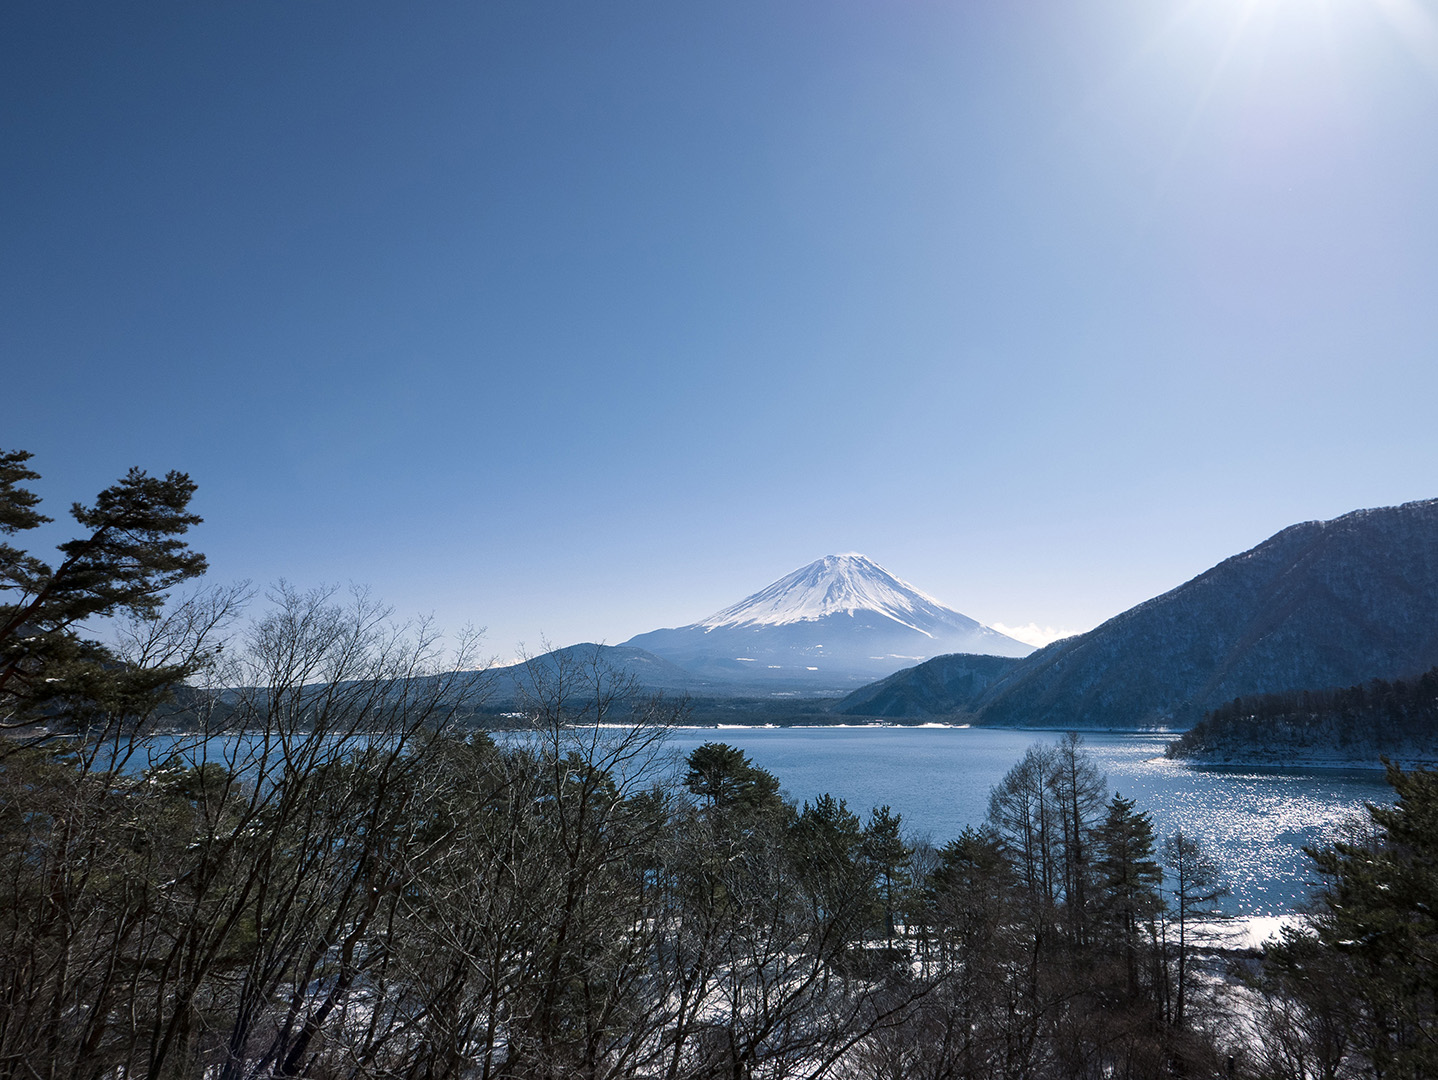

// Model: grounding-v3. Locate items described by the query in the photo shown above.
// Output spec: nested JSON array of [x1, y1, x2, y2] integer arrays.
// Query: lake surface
[[131, 724, 1396, 918], [657, 726, 1394, 917]]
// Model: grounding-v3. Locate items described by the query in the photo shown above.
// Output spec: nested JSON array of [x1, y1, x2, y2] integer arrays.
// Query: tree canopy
[[0, 448, 209, 741]]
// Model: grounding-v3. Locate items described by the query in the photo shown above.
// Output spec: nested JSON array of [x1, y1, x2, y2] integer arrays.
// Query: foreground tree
[[1250, 925, 1358, 1080], [684, 740, 782, 816], [1162, 829, 1228, 1030], [0, 581, 486, 1080], [1049, 730, 1108, 948], [1256, 764, 1438, 1080], [0, 448, 210, 742], [864, 805, 909, 948], [1094, 793, 1162, 1001]]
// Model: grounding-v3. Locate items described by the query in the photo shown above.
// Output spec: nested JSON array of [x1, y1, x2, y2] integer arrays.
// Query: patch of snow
[[1200, 915, 1307, 951], [694, 554, 968, 635]]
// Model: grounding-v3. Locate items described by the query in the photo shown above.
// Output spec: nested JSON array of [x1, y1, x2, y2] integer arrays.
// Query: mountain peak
[[622, 554, 1033, 690], [696, 554, 966, 635]]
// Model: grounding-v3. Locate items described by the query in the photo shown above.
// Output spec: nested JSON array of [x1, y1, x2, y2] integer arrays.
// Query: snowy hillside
[[698, 554, 980, 634], [624, 555, 1032, 691]]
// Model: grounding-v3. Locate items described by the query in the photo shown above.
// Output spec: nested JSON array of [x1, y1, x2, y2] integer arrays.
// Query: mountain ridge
[[859, 498, 1438, 727]]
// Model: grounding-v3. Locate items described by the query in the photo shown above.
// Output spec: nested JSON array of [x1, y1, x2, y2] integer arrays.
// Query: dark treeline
[[5, 450, 1437, 1077], [1169, 668, 1438, 760]]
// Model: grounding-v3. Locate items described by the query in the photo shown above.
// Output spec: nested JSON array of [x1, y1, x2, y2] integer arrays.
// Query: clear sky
[[5, 0, 1437, 660]]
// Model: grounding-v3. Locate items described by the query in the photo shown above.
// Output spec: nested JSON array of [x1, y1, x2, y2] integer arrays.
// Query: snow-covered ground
[[1205, 914, 1307, 951]]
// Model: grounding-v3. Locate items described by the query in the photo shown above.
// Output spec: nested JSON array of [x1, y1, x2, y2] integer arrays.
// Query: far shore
[[1173, 751, 1432, 772]]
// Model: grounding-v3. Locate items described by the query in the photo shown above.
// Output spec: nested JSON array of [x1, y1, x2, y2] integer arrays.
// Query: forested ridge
[[5, 449, 1438, 1079], [1168, 668, 1438, 762], [866, 499, 1438, 729]]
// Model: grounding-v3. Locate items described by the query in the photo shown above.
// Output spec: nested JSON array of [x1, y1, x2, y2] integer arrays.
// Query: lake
[[656, 725, 1395, 918], [129, 723, 1396, 918]]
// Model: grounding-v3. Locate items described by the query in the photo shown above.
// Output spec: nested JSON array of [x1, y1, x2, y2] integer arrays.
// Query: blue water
[[127, 724, 1395, 917], [657, 726, 1395, 917]]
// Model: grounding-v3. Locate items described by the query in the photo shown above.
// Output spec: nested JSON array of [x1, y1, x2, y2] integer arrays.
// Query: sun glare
[[1193, 0, 1438, 71], [1371, 0, 1438, 73], [1107, 0, 1438, 225]]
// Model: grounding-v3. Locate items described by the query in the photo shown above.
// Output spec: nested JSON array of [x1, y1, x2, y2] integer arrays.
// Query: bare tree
[[1161, 829, 1228, 1030]]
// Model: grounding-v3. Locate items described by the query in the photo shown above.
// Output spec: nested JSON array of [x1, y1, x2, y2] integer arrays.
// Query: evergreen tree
[[683, 740, 781, 816], [0, 449, 208, 740], [792, 793, 878, 952], [1300, 763, 1438, 1078], [1094, 793, 1162, 999], [925, 825, 1012, 966], [862, 805, 909, 946]]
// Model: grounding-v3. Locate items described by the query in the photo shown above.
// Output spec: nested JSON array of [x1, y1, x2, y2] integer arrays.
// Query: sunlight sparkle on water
[[664, 728, 1393, 917]]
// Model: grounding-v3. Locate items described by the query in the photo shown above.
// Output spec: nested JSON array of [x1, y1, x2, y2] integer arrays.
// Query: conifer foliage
[[1170, 668, 1438, 761], [0, 448, 208, 740], [1255, 763, 1438, 1079]]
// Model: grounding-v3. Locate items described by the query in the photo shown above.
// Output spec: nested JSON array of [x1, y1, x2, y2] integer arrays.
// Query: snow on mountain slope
[[698, 554, 969, 635], [624, 555, 1032, 690]]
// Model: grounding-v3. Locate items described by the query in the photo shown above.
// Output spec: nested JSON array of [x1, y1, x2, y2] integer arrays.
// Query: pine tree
[[0, 448, 208, 741], [792, 793, 878, 951], [1094, 793, 1162, 1000], [862, 805, 909, 946], [1302, 763, 1438, 1077], [926, 825, 1012, 964], [683, 741, 783, 816]]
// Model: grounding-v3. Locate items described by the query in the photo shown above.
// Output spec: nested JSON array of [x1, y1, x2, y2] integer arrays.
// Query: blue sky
[[5, 0, 1437, 659]]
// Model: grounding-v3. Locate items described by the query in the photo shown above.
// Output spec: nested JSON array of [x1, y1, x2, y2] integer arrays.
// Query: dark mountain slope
[[969, 499, 1438, 728], [833, 653, 1022, 719], [482, 643, 712, 704]]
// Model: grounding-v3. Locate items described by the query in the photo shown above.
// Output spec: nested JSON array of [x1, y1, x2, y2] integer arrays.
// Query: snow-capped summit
[[624, 555, 1032, 691], [699, 554, 975, 635]]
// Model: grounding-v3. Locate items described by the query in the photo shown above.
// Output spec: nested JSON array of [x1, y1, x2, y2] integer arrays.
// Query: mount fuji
[[623, 554, 1032, 690]]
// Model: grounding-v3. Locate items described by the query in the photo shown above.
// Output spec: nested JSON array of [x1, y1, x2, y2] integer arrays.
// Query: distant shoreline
[[1176, 751, 1432, 772]]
